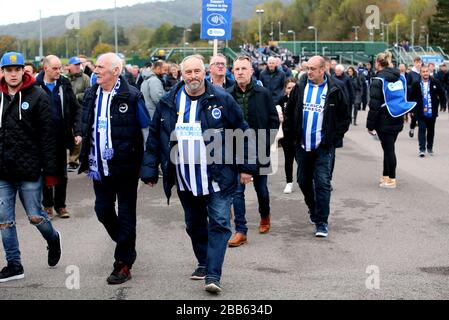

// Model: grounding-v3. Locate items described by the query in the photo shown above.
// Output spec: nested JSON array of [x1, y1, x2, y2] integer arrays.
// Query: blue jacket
[[140, 81, 258, 203]]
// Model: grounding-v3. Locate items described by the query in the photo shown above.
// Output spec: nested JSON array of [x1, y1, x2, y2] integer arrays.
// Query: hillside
[[0, 0, 292, 39]]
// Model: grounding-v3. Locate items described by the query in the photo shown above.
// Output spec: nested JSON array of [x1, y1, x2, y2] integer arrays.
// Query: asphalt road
[[1, 111, 449, 300]]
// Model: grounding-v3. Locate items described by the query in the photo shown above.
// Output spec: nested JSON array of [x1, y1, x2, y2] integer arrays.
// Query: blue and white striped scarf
[[88, 79, 121, 181]]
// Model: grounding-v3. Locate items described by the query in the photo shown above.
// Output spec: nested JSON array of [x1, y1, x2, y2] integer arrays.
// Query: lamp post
[[288, 30, 296, 55], [256, 9, 264, 49], [385, 23, 389, 45], [270, 22, 274, 42], [301, 46, 307, 59], [352, 26, 359, 41], [39, 10, 43, 59], [308, 26, 317, 55], [75, 34, 79, 56], [278, 21, 282, 42], [183, 28, 191, 57], [114, 0, 118, 53], [411, 19, 416, 48], [396, 21, 399, 45]]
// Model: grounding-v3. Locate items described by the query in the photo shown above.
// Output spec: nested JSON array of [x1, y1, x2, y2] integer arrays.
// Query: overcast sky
[[0, 0, 171, 26]]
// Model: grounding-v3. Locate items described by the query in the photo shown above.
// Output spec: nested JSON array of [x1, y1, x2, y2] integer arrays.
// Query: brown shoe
[[44, 207, 54, 219], [57, 208, 70, 219], [228, 233, 247, 247], [259, 215, 271, 234]]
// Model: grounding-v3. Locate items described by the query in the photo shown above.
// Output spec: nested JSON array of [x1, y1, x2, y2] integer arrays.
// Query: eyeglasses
[[211, 62, 226, 67]]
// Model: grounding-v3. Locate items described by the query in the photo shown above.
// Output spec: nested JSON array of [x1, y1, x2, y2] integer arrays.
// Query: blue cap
[[68, 56, 81, 65], [1, 52, 25, 68]]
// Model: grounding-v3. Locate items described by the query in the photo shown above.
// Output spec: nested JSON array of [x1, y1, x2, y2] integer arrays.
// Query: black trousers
[[42, 145, 68, 210], [279, 136, 295, 183], [93, 175, 138, 267], [377, 131, 399, 179]]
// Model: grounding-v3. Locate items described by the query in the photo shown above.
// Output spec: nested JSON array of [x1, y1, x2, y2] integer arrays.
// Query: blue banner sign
[[201, 0, 232, 41]]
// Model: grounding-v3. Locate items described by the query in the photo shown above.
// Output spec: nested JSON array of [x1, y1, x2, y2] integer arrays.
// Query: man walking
[[36, 55, 82, 219], [0, 52, 61, 282], [66, 56, 91, 171], [140, 55, 256, 293], [285, 56, 350, 237], [227, 55, 279, 246], [409, 64, 446, 157], [78, 52, 150, 285]]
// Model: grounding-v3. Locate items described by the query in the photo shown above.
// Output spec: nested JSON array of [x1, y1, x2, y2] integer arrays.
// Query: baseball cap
[[1, 52, 25, 69], [68, 56, 82, 65]]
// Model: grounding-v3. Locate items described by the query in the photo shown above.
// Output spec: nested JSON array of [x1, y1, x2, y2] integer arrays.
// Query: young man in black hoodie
[[0, 52, 61, 282]]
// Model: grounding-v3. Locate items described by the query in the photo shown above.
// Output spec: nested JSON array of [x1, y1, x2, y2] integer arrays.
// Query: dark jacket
[[227, 82, 279, 169], [79, 76, 148, 178], [410, 78, 446, 120], [36, 72, 82, 149], [140, 81, 258, 202], [284, 74, 351, 148], [260, 68, 286, 105], [367, 67, 404, 133], [333, 72, 354, 106], [406, 69, 421, 99], [206, 75, 236, 90], [349, 73, 363, 105], [0, 72, 57, 180]]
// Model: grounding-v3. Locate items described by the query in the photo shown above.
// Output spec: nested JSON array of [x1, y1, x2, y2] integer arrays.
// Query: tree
[[93, 43, 113, 57], [0, 35, 17, 54], [429, 0, 449, 51]]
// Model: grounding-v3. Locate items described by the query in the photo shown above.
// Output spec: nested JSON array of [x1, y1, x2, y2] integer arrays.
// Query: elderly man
[[36, 55, 82, 219], [140, 55, 257, 294], [206, 54, 235, 89], [0, 52, 61, 282], [260, 56, 285, 105], [285, 56, 350, 237], [78, 52, 150, 285]]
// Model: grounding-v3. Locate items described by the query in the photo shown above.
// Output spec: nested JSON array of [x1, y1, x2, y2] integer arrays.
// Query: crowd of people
[[0, 45, 446, 294]]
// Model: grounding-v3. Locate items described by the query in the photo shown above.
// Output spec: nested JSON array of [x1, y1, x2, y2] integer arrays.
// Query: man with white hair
[[78, 52, 150, 285], [260, 56, 286, 105]]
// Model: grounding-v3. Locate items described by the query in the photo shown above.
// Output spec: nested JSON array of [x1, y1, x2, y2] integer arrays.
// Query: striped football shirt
[[302, 77, 328, 151], [175, 86, 220, 196]]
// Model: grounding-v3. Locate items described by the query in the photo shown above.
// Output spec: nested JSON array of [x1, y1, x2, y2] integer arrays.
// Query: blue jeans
[[232, 174, 270, 235], [0, 178, 58, 265], [296, 145, 334, 224], [93, 175, 138, 267], [177, 190, 232, 284]]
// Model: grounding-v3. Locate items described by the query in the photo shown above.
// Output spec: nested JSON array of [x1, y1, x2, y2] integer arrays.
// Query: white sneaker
[[283, 183, 293, 194]]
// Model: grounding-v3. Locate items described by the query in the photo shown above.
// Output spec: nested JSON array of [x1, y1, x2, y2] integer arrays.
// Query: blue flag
[[375, 74, 416, 118]]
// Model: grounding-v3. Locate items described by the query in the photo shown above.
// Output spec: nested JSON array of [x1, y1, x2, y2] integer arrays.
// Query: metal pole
[[76, 34, 79, 56], [256, 10, 264, 49], [270, 22, 273, 42], [278, 21, 282, 42], [293, 33, 296, 55], [395, 22, 399, 45], [114, 0, 118, 54], [39, 10, 43, 58], [315, 29, 317, 55], [386, 24, 389, 45], [65, 37, 68, 59], [213, 39, 218, 56], [411, 19, 416, 48], [426, 33, 429, 51]]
